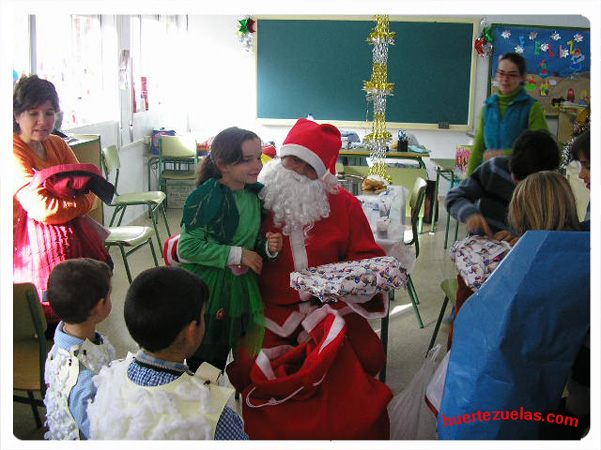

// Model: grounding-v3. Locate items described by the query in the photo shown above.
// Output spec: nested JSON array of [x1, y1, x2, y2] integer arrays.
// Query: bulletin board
[[490, 24, 590, 115], [257, 18, 476, 128]]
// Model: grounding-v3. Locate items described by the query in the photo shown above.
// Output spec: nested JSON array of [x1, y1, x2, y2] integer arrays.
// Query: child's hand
[[266, 232, 283, 254], [493, 230, 519, 246], [465, 213, 493, 239], [241, 249, 263, 274]]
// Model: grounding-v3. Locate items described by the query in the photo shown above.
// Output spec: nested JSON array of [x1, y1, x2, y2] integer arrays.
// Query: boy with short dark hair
[[446, 129, 561, 238], [44, 258, 115, 440], [87, 266, 248, 440]]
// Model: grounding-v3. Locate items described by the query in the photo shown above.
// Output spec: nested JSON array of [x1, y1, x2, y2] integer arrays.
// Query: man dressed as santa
[[255, 118, 388, 376]]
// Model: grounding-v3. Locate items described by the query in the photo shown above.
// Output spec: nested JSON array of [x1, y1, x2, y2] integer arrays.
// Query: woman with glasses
[[466, 53, 549, 175]]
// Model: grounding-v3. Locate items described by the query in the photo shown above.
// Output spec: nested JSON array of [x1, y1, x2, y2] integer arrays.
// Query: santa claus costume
[[229, 119, 392, 439]]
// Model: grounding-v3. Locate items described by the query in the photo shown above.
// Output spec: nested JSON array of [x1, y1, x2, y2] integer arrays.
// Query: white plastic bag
[[425, 350, 451, 416], [388, 344, 442, 440]]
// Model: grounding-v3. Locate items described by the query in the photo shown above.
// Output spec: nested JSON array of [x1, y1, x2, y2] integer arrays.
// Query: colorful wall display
[[490, 24, 590, 114]]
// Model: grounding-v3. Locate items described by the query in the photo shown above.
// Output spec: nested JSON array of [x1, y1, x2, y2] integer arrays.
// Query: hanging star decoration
[[529, 31, 538, 40], [574, 33, 583, 43], [514, 45, 524, 54], [501, 30, 511, 39], [551, 31, 561, 41], [237, 16, 256, 53], [540, 43, 549, 52], [560, 48, 569, 58]]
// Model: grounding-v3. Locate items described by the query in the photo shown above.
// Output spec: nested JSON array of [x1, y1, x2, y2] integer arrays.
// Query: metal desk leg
[[379, 289, 393, 383], [431, 168, 441, 233]]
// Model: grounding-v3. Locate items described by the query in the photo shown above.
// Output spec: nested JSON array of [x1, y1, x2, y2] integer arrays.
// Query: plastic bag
[[388, 344, 441, 440], [425, 350, 450, 416]]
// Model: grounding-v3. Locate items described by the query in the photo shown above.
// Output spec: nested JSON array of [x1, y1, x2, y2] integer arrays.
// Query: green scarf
[[181, 178, 263, 243]]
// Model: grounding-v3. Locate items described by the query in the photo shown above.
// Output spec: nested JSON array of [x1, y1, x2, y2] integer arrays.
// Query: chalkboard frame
[[256, 17, 478, 131]]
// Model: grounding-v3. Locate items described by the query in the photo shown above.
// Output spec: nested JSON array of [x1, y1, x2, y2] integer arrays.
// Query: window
[[12, 15, 31, 82], [34, 14, 118, 128], [130, 15, 188, 114]]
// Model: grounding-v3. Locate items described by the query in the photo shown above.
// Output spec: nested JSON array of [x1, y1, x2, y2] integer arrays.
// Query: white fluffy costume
[[87, 353, 233, 439], [44, 324, 115, 440]]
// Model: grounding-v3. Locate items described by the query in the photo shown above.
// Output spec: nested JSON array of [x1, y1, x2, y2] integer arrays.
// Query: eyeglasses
[[496, 70, 522, 79]]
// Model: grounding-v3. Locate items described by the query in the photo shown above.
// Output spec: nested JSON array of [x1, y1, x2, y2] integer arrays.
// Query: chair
[[378, 176, 427, 381], [426, 277, 458, 355], [158, 135, 199, 208], [102, 145, 171, 250], [105, 226, 159, 283], [13, 283, 48, 428], [444, 209, 461, 249], [402, 176, 428, 329]]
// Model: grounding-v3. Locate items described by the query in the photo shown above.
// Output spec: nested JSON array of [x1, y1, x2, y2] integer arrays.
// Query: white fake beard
[[259, 160, 331, 236]]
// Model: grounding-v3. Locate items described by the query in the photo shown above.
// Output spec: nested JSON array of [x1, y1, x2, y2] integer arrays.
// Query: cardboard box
[[166, 181, 195, 209]]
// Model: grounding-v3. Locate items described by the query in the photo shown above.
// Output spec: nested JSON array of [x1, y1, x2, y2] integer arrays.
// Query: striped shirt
[[445, 157, 516, 234]]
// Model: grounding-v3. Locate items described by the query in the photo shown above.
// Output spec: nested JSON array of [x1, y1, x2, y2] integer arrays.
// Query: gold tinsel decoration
[[363, 15, 395, 183]]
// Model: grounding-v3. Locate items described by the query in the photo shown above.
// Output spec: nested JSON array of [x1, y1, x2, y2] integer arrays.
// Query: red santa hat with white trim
[[279, 118, 342, 178]]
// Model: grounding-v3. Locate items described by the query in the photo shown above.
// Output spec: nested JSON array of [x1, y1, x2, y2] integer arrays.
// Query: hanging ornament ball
[[482, 42, 493, 57], [474, 37, 486, 56]]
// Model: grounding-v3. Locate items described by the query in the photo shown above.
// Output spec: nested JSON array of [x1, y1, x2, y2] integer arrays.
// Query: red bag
[[242, 305, 392, 439]]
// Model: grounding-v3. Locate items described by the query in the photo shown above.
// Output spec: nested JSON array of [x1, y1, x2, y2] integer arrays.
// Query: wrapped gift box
[[450, 235, 512, 291], [290, 256, 408, 303]]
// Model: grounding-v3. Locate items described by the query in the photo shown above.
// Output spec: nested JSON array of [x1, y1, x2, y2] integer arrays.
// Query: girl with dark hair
[[467, 52, 549, 175], [13, 75, 112, 329], [177, 127, 283, 372]]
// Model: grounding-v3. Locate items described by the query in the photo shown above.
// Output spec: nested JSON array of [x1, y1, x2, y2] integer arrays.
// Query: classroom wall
[[186, 14, 588, 193], [58, 14, 589, 226], [188, 14, 589, 159]]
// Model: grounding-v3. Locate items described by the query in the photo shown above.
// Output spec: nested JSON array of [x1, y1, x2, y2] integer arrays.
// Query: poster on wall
[[490, 24, 590, 115]]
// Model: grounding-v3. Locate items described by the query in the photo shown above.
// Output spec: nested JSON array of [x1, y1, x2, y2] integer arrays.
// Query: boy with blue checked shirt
[[44, 258, 116, 440], [87, 266, 247, 440]]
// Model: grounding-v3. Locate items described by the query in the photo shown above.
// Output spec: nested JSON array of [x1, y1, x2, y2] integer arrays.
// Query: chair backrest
[[13, 283, 48, 395], [101, 145, 121, 192], [407, 177, 428, 258], [159, 135, 198, 160]]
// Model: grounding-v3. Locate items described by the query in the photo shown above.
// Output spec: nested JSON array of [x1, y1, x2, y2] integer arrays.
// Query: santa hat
[[261, 143, 277, 159], [279, 118, 341, 178]]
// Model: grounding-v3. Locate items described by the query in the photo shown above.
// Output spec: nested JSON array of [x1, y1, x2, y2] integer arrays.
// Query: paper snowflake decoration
[[514, 45, 524, 54], [540, 43, 549, 52], [574, 33, 583, 43], [551, 32, 561, 41], [560, 48, 569, 58], [529, 32, 538, 40], [501, 30, 511, 39]]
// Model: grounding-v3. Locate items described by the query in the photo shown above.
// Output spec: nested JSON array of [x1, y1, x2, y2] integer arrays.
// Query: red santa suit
[[260, 188, 387, 376], [256, 118, 387, 379]]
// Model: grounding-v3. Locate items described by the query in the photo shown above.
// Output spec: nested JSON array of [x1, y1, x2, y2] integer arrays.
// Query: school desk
[[339, 148, 430, 169]]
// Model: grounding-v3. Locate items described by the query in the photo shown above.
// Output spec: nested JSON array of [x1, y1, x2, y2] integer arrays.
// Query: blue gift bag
[[438, 231, 590, 439]]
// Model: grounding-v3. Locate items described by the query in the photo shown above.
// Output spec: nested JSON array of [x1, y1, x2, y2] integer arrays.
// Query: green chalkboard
[[257, 19, 475, 127]]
